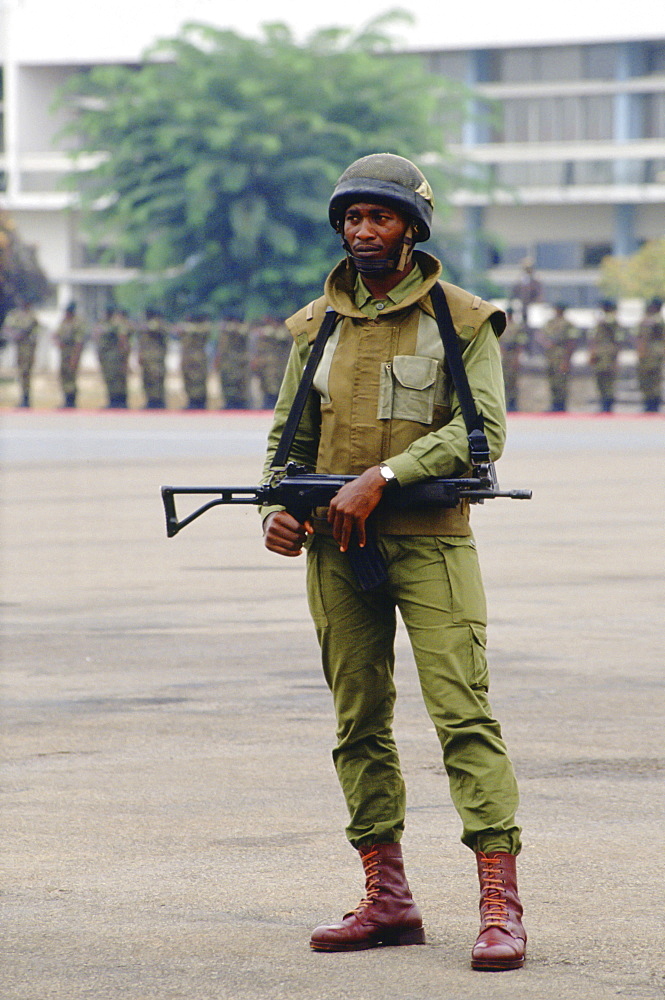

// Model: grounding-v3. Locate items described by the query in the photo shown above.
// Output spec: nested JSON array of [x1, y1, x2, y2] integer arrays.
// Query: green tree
[[599, 240, 665, 301], [0, 211, 51, 326], [58, 13, 468, 320]]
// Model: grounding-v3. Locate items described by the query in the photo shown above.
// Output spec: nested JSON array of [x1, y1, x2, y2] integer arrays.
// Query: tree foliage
[[599, 240, 665, 301], [58, 13, 467, 320], [0, 211, 51, 325]]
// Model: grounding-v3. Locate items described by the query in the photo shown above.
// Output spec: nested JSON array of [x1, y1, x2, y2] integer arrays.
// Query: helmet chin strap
[[342, 225, 415, 277]]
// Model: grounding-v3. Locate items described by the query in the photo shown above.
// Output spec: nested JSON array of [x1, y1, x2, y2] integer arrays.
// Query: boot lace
[[478, 852, 509, 928], [352, 849, 381, 913]]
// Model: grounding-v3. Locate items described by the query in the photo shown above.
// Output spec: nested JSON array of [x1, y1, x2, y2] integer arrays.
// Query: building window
[[426, 51, 468, 83], [583, 44, 618, 80], [535, 242, 581, 270], [499, 95, 614, 142], [645, 41, 665, 74], [645, 94, 665, 139], [583, 244, 613, 267]]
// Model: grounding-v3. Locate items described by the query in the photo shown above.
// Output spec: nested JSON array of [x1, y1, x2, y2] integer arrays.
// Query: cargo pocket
[[468, 623, 489, 690], [378, 355, 443, 424], [434, 537, 487, 626]]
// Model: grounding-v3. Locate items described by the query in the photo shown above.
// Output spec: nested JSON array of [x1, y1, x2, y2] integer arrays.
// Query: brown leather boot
[[310, 843, 426, 951], [471, 851, 527, 971]]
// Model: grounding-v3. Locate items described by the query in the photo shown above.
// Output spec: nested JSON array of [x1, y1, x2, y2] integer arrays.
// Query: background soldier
[[500, 306, 529, 412], [2, 298, 39, 407], [635, 298, 664, 412], [138, 308, 169, 409], [95, 305, 130, 408], [538, 303, 579, 412], [510, 256, 542, 342], [54, 301, 87, 408], [251, 318, 292, 409], [216, 319, 250, 409], [588, 300, 627, 413], [178, 313, 211, 409]]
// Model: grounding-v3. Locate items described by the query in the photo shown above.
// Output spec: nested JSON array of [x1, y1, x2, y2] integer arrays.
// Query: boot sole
[[471, 955, 525, 971], [311, 927, 426, 952]]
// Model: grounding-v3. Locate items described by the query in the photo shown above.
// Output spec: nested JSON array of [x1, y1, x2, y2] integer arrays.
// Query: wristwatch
[[379, 463, 397, 486]]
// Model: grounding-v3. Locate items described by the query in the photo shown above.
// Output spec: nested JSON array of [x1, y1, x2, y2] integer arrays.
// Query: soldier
[[262, 153, 526, 971], [178, 313, 211, 409], [95, 305, 130, 408], [588, 300, 628, 413], [538, 303, 579, 412], [500, 307, 529, 412], [2, 298, 40, 407], [216, 319, 250, 409], [635, 298, 664, 413], [54, 301, 87, 408], [137, 308, 169, 409], [251, 318, 292, 409], [510, 257, 542, 339]]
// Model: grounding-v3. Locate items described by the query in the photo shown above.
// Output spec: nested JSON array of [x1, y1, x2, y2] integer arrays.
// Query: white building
[[1, 1, 664, 315]]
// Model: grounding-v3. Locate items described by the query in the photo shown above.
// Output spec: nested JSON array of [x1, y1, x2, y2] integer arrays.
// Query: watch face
[[380, 465, 395, 482]]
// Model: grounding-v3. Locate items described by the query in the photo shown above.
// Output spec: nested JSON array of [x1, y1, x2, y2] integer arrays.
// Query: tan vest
[[285, 253, 504, 536]]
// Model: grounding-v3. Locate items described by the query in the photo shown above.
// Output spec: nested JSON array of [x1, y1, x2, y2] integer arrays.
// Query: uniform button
[[375, 302, 385, 311]]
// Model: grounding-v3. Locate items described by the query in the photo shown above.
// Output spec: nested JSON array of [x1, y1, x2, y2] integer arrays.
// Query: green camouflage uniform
[[539, 313, 578, 412], [635, 309, 664, 412], [252, 320, 292, 409], [56, 312, 87, 407], [217, 320, 250, 409], [96, 313, 130, 408], [138, 315, 169, 409], [588, 315, 627, 412], [501, 315, 529, 412], [3, 305, 39, 406], [178, 318, 211, 409]]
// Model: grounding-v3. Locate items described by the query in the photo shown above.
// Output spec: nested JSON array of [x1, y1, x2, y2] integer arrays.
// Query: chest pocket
[[378, 355, 444, 424]]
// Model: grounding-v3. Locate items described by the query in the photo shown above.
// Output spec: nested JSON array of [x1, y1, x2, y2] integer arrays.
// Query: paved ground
[[1, 410, 664, 1000]]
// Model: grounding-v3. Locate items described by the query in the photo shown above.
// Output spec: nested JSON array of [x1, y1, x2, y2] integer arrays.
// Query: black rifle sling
[[270, 307, 338, 470], [429, 281, 490, 465]]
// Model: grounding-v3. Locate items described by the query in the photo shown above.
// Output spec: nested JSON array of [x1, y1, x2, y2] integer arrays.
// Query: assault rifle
[[161, 459, 531, 591]]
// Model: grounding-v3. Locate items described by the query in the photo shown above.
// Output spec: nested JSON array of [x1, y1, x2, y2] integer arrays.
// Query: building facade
[[1, 13, 664, 313], [426, 38, 665, 306]]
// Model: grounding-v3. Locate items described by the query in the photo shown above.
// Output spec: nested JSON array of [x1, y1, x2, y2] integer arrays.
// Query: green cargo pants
[[306, 532, 521, 855]]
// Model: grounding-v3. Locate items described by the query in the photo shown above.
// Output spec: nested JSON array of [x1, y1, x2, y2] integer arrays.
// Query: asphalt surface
[[2, 410, 664, 1000]]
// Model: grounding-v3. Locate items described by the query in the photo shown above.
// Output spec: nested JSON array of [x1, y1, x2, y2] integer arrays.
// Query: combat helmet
[[329, 154, 434, 275], [329, 153, 434, 242]]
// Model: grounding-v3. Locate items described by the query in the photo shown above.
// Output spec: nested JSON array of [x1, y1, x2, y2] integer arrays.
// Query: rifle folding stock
[[161, 463, 531, 590]]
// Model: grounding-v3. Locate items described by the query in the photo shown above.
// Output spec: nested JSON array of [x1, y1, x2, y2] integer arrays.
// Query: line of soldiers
[[0, 302, 292, 410], [502, 298, 665, 413], [3, 297, 664, 413]]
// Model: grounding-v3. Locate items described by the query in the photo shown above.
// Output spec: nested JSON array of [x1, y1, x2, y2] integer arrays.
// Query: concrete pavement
[[1, 410, 664, 999]]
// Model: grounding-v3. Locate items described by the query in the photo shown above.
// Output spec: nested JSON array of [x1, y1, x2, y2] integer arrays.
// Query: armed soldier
[[261, 154, 526, 971], [138, 308, 169, 409], [95, 306, 130, 409], [501, 306, 529, 411], [538, 303, 579, 412], [588, 300, 627, 413], [216, 319, 250, 409], [251, 318, 292, 408], [178, 313, 211, 410], [54, 301, 87, 408], [635, 298, 664, 412], [2, 298, 40, 407]]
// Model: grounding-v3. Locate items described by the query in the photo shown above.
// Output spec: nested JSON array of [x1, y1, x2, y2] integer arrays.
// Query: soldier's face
[[343, 203, 409, 263]]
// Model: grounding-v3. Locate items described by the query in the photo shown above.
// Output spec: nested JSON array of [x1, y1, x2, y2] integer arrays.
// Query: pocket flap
[[391, 355, 438, 390]]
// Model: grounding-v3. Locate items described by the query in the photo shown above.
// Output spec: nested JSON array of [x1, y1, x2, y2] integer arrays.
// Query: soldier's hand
[[327, 466, 386, 552], [263, 510, 312, 557]]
